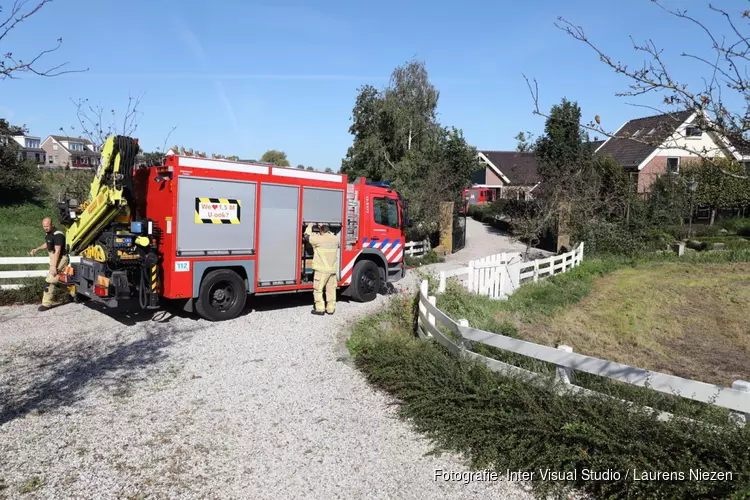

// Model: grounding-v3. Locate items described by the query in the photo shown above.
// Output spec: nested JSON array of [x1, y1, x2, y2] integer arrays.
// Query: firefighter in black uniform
[[30, 217, 71, 311]]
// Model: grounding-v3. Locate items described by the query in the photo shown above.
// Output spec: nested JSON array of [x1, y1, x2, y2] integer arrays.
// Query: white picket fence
[[404, 239, 431, 258], [417, 279, 750, 425], [438, 243, 584, 300], [0, 256, 81, 290]]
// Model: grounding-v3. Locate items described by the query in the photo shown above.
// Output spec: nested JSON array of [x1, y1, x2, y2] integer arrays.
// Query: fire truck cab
[[59, 136, 411, 321]]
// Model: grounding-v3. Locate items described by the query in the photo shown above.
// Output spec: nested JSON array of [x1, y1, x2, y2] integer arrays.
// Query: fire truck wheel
[[195, 269, 247, 321], [350, 260, 380, 303]]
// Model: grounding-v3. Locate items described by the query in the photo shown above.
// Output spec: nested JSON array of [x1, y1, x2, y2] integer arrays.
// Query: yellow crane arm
[[60, 136, 140, 255]]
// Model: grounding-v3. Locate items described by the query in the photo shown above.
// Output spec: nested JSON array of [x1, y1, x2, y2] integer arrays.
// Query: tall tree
[[534, 98, 589, 188], [514, 131, 536, 152], [341, 59, 440, 181], [341, 59, 478, 236], [1, 0, 87, 79], [261, 149, 290, 166]]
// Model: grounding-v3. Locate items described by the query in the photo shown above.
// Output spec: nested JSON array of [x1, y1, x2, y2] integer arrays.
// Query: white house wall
[[658, 114, 729, 158]]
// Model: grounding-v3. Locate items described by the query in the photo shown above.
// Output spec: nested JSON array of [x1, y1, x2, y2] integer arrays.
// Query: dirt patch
[[514, 262, 750, 386]]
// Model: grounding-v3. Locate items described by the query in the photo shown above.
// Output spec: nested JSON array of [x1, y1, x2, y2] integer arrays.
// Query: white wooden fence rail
[[417, 279, 750, 424], [438, 242, 584, 300], [404, 239, 431, 258], [0, 256, 81, 290]]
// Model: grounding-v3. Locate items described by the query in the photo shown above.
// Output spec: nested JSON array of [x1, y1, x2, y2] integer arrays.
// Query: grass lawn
[[0, 203, 53, 257], [436, 252, 750, 388], [508, 262, 750, 386]]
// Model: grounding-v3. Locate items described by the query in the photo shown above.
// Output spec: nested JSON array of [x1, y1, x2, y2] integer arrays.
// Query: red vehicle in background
[[460, 187, 496, 212]]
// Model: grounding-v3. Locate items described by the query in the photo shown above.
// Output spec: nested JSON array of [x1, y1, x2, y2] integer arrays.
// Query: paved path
[[410, 217, 552, 281], [0, 276, 531, 499]]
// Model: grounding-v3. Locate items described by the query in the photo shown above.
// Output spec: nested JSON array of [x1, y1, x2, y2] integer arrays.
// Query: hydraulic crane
[[57, 135, 161, 309]]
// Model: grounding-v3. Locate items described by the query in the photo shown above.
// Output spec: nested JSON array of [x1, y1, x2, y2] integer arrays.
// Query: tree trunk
[[710, 208, 716, 226]]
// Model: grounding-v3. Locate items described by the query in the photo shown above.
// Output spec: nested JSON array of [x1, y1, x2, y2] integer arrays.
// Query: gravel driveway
[[0, 273, 531, 499]]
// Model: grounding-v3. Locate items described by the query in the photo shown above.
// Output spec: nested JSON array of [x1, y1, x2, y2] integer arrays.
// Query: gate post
[[438, 201, 454, 253]]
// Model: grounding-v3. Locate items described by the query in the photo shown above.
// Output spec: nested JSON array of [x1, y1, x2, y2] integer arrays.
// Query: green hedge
[[348, 301, 750, 499]]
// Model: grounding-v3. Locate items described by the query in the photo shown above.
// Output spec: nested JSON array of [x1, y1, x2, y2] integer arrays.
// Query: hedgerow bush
[[348, 297, 750, 499], [718, 216, 750, 234], [575, 219, 646, 256]]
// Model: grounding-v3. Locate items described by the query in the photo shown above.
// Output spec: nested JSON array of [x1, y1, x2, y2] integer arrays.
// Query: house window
[[685, 126, 702, 137], [53, 143, 58, 151], [373, 197, 399, 229], [666, 157, 680, 173]]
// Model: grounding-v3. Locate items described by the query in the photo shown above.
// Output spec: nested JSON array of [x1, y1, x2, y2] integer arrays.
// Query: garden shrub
[[576, 219, 645, 256]]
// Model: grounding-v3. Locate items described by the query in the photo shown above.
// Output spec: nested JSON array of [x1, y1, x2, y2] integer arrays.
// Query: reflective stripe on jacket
[[308, 232, 339, 273]]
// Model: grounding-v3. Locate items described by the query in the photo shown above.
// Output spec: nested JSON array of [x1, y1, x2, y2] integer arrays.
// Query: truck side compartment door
[[257, 184, 300, 287]]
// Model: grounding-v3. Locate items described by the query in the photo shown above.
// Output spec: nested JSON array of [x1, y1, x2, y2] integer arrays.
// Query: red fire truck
[[58, 136, 410, 321], [462, 187, 495, 206]]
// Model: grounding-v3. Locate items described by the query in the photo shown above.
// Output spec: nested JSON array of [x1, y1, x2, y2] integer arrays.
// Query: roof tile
[[480, 151, 540, 184], [595, 110, 693, 168]]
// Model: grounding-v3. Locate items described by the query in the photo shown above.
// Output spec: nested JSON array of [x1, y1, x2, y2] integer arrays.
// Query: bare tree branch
[[65, 92, 146, 150], [525, 4, 750, 180], [0, 0, 88, 79]]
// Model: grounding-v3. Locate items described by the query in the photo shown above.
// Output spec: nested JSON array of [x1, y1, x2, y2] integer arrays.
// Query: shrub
[[662, 224, 721, 239], [718, 216, 750, 234], [404, 250, 445, 267], [576, 219, 645, 256]]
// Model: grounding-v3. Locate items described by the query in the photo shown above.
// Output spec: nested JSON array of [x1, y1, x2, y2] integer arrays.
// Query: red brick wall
[[485, 168, 505, 186], [637, 156, 668, 193], [637, 156, 703, 193]]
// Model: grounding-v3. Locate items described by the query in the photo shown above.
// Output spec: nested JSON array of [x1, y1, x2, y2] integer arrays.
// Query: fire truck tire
[[349, 260, 380, 303], [195, 269, 247, 321]]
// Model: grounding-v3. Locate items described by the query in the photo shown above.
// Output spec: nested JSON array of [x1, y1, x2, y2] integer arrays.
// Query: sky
[[1, 0, 740, 170]]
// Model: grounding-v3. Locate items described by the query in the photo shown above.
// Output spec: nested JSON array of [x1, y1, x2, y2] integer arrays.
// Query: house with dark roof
[[474, 151, 542, 200], [594, 110, 747, 193], [41, 135, 101, 169]]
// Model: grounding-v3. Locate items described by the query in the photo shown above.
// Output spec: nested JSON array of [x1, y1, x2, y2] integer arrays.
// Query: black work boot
[[311, 310, 325, 316], [38, 305, 50, 312]]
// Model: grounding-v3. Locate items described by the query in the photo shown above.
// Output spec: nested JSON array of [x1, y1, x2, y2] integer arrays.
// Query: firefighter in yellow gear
[[304, 223, 340, 315], [30, 217, 73, 311]]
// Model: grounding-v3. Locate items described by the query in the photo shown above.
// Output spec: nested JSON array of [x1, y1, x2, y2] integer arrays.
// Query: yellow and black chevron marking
[[151, 265, 159, 291], [194, 197, 242, 224]]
